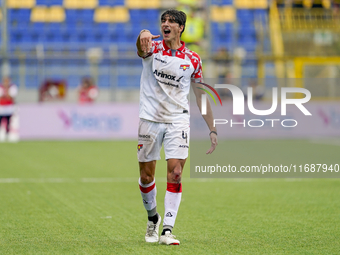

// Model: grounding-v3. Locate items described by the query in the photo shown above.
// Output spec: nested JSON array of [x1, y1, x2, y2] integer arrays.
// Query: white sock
[[163, 182, 182, 229], [139, 178, 157, 216]]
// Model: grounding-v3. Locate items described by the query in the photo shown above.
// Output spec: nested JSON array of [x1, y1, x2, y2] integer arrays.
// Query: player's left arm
[[191, 82, 218, 154]]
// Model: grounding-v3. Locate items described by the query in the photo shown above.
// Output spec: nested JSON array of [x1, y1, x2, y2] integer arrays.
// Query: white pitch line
[[0, 177, 336, 184]]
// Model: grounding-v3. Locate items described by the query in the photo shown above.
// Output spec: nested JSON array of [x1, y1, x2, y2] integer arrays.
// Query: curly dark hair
[[161, 10, 187, 36]]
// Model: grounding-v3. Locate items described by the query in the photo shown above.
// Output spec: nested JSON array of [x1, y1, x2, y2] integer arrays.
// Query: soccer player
[[0, 77, 18, 141], [136, 10, 217, 245]]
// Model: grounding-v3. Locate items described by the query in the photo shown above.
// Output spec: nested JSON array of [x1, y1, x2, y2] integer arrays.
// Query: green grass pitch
[[0, 140, 339, 254]]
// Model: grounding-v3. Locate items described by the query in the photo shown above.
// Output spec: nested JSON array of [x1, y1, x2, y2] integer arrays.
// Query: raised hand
[[138, 30, 160, 55]]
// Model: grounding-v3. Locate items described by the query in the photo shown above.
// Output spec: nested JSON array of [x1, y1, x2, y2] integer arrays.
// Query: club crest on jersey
[[180, 65, 190, 71], [137, 144, 143, 151]]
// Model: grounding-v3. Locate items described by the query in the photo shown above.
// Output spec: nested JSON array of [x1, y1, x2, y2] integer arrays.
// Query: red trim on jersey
[[139, 183, 155, 193], [167, 182, 182, 193], [162, 40, 185, 52]]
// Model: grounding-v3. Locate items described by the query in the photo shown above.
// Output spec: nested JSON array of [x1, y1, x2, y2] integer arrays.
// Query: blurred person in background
[[78, 76, 98, 104], [39, 79, 67, 102], [179, 3, 205, 56], [0, 77, 18, 141]]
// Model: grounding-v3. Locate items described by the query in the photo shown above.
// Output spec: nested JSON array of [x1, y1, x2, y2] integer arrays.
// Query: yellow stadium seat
[[223, 6, 236, 22], [111, 7, 130, 22], [126, 0, 160, 9], [235, 0, 268, 9], [31, 6, 65, 22], [64, 0, 97, 9], [234, 0, 252, 9], [49, 6, 66, 22], [211, 6, 223, 22], [31, 6, 48, 22], [211, 6, 235, 22], [8, 0, 35, 8], [94, 7, 111, 22], [94, 7, 129, 22], [253, 0, 268, 9]]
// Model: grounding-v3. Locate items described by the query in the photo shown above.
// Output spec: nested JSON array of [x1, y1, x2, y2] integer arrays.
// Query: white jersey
[[138, 40, 203, 123]]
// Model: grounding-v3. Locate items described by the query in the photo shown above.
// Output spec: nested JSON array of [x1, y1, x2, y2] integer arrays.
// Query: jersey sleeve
[[137, 41, 161, 59], [191, 53, 203, 83]]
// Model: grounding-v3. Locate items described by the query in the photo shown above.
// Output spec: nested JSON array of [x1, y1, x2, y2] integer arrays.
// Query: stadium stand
[[2, 0, 272, 91]]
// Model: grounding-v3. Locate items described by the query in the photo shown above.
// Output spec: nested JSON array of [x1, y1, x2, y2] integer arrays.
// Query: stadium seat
[[211, 6, 235, 22], [211, 22, 234, 37], [94, 7, 129, 22], [253, 0, 267, 9], [36, 0, 63, 5], [64, 0, 97, 9], [235, 0, 268, 9], [31, 6, 65, 22], [237, 35, 257, 52], [236, 9, 254, 22], [31, 7, 47, 22], [9, 8, 31, 20], [238, 23, 256, 35], [50, 6, 66, 22], [126, 0, 160, 9], [98, 0, 124, 5], [7, 0, 35, 8], [211, 0, 233, 5]]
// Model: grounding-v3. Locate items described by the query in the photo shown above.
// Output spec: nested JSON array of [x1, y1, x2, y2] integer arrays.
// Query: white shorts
[[137, 118, 190, 162]]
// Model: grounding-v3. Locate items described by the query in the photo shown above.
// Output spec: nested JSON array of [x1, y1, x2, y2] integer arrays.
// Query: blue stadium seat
[[145, 9, 159, 20], [98, 0, 109, 5], [211, 0, 233, 5], [236, 9, 254, 22], [237, 41, 257, 52], [10, 30, 23, 45], [66, 9, 94, 26], [111, 0, 125, 6], [81, 9, 94, 21], [36, 0, 62, 5], [238, 24, 256, 36], [9, 9, 31, 30], [99, 0, 125, 6], [211, 22, 233, 37]]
